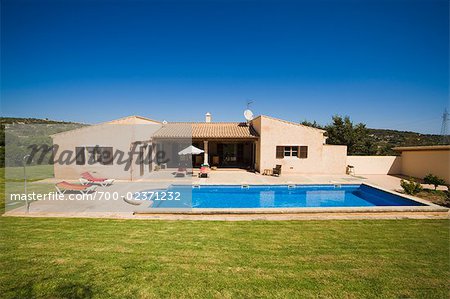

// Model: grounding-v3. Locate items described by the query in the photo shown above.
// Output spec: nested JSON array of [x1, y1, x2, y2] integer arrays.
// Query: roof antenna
[[244, 99, 254, 123]]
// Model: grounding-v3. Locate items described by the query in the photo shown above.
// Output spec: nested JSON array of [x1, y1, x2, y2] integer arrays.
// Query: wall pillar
[[203, 140, 209, 166]]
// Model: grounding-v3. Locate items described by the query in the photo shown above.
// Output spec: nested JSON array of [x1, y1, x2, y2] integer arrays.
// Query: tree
[[300, 120, 323, 129], [423, 174, 446, 190], [325, 115, 376, 155]]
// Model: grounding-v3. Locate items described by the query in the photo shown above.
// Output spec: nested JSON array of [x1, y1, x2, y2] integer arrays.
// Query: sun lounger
[[79, 172, 115, 186], [55, 181, 97, 195]]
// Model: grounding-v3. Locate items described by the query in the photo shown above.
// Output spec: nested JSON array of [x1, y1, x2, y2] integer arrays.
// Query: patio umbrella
[[178, 145, 204, 156]]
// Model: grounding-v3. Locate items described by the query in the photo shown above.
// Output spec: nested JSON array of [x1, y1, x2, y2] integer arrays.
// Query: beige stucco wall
[[322, 145, 348, 174], [400, 150, 450, 183], [346, 156, 402, 175], [52, 117, 161, 180], [252, 117, 262, 171], [252, 116, 347, 174]]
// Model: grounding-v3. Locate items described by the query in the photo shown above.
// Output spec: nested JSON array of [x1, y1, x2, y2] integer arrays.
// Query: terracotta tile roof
[[153, 122, 259, 139]]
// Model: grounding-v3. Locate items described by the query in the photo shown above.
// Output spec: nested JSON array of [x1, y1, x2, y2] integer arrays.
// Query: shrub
[[400, 178, 423, 195], [423, 174, 446, 190]]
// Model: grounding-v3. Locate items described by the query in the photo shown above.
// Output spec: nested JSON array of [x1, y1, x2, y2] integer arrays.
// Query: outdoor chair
[[79, 172, 115, 187], [55, 181, 97, 195], [272, 165, 282, 176], [198, 166, 209, 178]]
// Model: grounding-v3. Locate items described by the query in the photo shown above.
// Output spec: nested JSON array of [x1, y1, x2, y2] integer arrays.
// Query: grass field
[[1, 164, 54, 181], [1, 165, 54, 214], [0, 217, 448, 298]]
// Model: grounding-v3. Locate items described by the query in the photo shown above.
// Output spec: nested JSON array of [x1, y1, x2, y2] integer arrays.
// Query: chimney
[[205, 112, 212, 123]]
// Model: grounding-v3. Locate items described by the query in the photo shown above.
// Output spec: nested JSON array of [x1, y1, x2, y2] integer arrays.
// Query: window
[[86, 146, 114, 165], [75, 147, 85, 165], [283, 146, 297, 157], [276, 146, 308, 159], [284, 146, 291, 156]]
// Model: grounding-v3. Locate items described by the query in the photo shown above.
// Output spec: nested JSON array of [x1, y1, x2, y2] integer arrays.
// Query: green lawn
[[0, 217, 448, 298], [1, 164, 54, 181], [1, 165, 55, 214]]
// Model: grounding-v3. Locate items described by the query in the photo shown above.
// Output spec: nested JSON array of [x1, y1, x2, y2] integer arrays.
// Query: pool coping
[[134, 183, 449, 215]]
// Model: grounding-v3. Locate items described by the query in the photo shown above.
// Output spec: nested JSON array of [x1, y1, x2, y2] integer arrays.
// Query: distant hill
[[0, 117, 85, 125], [368, 128, 446, 155], [0, 117, 87, 167], [301, 119, 447, 155]]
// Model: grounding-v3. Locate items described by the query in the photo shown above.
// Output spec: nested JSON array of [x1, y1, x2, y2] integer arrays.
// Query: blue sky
[[1, 0, 448, 134]]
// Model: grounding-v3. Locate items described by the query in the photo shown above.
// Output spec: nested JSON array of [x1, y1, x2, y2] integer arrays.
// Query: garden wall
[[346, 156, 402, 175], [400, 148, 450, 184]]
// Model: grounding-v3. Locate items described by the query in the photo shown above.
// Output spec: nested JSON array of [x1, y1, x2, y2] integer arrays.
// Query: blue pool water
[[144, 184, 425, 209]]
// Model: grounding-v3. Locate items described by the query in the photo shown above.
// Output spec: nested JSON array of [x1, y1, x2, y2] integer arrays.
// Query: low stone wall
[[346, 156, 402, 175]]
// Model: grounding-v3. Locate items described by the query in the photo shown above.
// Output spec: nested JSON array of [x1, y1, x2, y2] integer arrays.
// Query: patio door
[[215, 143, 253, 167], [237, 143, 244, 164], [223, 144, 237, 165]]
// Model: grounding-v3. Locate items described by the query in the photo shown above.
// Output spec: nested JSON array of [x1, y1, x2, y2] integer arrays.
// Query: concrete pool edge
[[134, 206, 448, 215], [133, 183, 449, 215], [3, 211, 449, 221]]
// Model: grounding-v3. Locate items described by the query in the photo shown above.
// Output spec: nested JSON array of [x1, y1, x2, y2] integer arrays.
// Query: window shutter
[[300, 146, 308, 158], [296, 146, 301, 158], [100, 147, 114, 165], [276, 146, 284, 159], [75, 147, 85, 165]]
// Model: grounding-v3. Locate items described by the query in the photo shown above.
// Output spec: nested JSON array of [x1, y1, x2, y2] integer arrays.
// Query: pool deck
[[4, 171, 449, 220]]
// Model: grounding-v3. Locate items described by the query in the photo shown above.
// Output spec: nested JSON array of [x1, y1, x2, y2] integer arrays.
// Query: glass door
[[222, 144, 237, 166]]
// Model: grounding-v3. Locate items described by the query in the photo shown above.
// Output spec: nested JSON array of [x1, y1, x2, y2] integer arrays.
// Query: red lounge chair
[[79, 172, 115, 187], [55, 181, 97, 195], [198, 166, 209, 178]]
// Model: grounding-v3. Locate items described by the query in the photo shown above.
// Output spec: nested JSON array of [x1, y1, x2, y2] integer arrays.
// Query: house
[[51, 113, 347, 180], [51, 116, 162, 180]]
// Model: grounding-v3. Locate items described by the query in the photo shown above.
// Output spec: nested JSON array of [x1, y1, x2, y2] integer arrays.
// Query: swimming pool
[[142, 184, 427, 209]]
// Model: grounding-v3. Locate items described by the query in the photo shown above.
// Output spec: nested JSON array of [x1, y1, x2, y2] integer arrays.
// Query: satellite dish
[[244, 109, 254, 121]]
